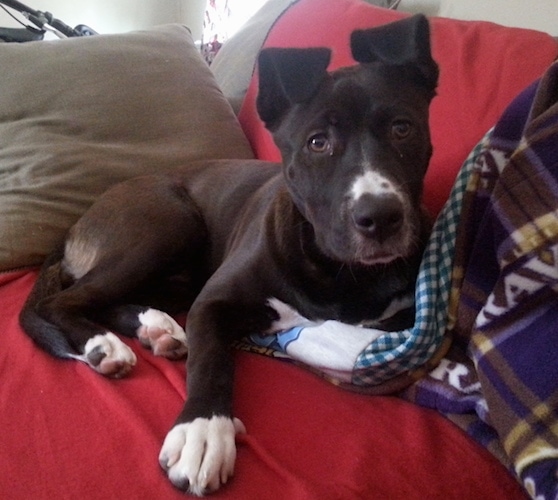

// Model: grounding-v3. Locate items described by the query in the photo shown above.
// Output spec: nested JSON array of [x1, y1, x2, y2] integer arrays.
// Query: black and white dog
[[20, 15, 438, 496]]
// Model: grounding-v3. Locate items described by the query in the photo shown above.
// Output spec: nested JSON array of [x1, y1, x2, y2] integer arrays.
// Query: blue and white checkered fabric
[[352, 132, 491, 386]]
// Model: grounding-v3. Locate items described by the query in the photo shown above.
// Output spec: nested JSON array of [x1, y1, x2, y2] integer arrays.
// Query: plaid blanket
[[404, 62, 558, 498]]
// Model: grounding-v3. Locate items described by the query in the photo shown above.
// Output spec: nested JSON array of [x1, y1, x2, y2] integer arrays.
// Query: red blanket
[[3, 1, 556, 497], [0, 270, 526, 498]]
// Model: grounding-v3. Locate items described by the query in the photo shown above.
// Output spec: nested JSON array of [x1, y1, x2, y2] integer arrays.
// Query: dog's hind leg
[[20, 175, 207, 377], [29, 265, 148, 377], [21, 270, 140, 378], [29, 251, 197, 377]]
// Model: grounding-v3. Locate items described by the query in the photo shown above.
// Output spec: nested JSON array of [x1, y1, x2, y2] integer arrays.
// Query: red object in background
[[238, 0, 558, 218]]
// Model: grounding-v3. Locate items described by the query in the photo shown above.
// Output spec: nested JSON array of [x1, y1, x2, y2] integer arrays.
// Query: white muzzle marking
[[350, 170, 399, 201]]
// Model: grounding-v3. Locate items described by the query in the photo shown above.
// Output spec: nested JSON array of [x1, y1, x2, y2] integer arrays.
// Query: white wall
[[399, 0, 558, 35], [398, 0, 440, 16], [2, 0, 557, 40], [438, 0, 558, 36], [0, 0, 206, 40]]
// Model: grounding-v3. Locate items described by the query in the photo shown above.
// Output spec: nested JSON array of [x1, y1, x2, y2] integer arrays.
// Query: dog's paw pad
[[81, 332, 137, 378], [137, 309, 188, 359], [159, 416, 245, 496]]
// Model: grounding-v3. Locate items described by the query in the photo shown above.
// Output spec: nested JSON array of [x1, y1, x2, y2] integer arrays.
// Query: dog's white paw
[[265, 297, 314, 334], [159, 416, 246, 496], [136, 308, 188, 360], [77, 332, 137, 378]]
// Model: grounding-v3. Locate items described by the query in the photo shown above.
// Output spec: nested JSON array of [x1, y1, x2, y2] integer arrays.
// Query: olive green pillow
[[0, 24, 253, 271]]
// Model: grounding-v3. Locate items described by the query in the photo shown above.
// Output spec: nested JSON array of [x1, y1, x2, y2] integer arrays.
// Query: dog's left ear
[[351, 15, 438, 95], [256, 47, 331, 130]]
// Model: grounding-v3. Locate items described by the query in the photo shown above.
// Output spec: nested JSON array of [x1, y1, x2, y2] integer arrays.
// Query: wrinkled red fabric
[[0, 270, 526, 498], [3, 0, 556, 497]]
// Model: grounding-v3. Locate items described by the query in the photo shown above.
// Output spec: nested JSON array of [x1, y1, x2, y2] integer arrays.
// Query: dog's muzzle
[[344, 190, 415, 266], [350, 193, 404, 243]]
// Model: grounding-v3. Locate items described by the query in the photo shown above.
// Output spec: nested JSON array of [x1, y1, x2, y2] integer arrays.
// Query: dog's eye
[[307, 133, 331, 154], [391, 120, 412, 140]]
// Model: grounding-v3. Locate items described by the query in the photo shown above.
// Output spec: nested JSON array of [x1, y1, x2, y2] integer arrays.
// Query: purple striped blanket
[[403, 61, 558, 498]]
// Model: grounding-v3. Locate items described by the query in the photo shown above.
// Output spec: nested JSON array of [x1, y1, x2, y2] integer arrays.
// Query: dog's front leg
[[159, 304, 250, 496]]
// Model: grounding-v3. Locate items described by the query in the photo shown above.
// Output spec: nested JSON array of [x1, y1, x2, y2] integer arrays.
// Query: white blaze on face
[[350, 170, 399, 201], [346, 167, 413, 265]]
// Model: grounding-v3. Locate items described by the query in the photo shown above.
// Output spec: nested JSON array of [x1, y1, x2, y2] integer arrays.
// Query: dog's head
[[256, 15, 438, 266]]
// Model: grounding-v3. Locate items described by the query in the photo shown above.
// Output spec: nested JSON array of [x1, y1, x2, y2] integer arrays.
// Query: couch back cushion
[[238, 0, 558, 216], [0, 25, 253, 271]]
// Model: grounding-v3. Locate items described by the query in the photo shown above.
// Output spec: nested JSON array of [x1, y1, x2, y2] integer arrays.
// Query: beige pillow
[[0, 24, 253, 271]]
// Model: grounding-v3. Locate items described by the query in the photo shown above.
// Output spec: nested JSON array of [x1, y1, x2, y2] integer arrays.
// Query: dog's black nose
[[351, 194, 404, 241]]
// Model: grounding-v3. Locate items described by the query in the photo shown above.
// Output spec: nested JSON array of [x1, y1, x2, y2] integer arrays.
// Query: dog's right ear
[[256, 47, 331, 130]]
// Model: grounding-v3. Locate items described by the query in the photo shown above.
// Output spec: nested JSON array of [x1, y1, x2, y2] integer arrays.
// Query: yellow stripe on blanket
[[504, 402, 558, 458], [510, 212, 558, 261], [471, 332, 495, 356], [514, 439, 558, 476]]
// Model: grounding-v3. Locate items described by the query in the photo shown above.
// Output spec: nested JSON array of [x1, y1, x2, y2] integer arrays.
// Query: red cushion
[[238, 0, 558, 216], [0, 270, 527, 498]]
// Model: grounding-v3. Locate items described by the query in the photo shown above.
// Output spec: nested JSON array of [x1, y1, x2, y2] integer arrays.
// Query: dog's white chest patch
[[350, 170, 398, 200], [265, 297, 314, 334], [359, 292, 415, 327]]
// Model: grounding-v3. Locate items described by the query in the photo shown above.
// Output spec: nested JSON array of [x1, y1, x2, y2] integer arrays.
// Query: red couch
[[1, 0, 556, 498]]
